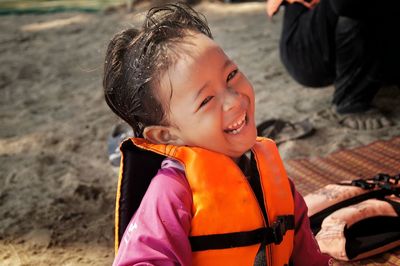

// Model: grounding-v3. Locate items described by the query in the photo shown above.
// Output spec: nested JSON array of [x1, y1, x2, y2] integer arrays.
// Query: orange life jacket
[[266, 0, 320, 17], [115, 137, 295, 266]]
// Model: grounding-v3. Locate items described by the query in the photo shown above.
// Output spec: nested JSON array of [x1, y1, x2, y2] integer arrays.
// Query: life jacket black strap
[[190, 215, 294, 251]]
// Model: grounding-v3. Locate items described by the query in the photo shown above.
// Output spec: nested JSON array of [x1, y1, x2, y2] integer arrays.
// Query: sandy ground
[[0, 2, 399, 265]]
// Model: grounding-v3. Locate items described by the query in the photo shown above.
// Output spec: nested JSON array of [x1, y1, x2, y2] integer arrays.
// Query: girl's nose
[[222, 88, 241, 112]]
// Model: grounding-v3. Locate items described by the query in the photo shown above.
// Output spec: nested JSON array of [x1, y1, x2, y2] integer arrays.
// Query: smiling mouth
[[224, 113, 247, 135]]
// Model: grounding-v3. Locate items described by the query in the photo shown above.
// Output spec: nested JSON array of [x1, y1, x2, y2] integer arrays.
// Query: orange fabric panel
[[253, 137, 294, 265], [181, 146, 265, 235]]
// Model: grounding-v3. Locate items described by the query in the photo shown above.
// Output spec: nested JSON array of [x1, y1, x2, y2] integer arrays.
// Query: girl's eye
[[227, 69, 238, 82], [199, 96, 213, 108]]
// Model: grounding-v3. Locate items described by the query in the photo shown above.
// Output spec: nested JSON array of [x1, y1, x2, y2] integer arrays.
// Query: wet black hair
[[103, 2, 213, 137]]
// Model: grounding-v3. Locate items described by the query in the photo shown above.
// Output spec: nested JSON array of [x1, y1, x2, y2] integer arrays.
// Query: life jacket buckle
[[373, 173, 391, 183], [271, 216, 291, 244]]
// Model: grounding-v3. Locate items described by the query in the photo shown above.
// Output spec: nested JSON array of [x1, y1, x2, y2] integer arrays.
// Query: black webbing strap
[[340, 173, 400, 197], [190, 215, 294, 251]]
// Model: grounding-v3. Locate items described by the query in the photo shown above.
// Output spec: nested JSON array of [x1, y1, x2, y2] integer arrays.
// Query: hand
[[265, 0, 285, 17]]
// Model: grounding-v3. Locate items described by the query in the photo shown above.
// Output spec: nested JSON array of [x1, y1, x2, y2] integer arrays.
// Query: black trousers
[[279, 0, 400, 113]]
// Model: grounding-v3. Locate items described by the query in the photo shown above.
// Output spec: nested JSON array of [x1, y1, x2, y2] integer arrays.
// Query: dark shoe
[[257, 119, 314, 144]]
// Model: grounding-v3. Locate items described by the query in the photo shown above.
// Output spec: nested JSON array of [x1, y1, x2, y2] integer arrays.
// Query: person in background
[[266, 0, 400, 130]]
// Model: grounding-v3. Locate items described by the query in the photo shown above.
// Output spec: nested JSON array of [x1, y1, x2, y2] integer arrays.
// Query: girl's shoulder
[[145, 157, 191, 204], [156, 158, 187, 185], [160, 157, 185, 172]]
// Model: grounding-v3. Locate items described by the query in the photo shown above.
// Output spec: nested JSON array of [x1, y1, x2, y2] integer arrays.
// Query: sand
[[0, 2, 399, 265]]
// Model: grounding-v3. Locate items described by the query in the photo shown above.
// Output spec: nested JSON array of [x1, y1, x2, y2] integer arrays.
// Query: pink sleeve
[[290, 180, 333, 265], [113, 162, 193, 266]]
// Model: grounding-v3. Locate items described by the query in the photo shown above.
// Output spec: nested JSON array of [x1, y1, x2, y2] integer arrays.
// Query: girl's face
[[156, 33, 257, 160]]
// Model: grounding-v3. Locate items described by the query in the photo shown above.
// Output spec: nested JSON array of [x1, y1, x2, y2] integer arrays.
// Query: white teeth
[[226, 113, 246, 134]]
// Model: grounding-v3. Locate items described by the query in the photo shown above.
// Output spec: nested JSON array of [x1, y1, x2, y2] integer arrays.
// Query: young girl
[[103, 3, 332, 265]]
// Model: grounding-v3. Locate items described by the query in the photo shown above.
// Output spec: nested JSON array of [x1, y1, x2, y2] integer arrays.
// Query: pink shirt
[[113, 159, 332, 266]]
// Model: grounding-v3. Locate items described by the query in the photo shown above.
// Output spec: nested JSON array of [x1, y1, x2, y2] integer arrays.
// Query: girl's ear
[[143, 126, 184, 145]]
